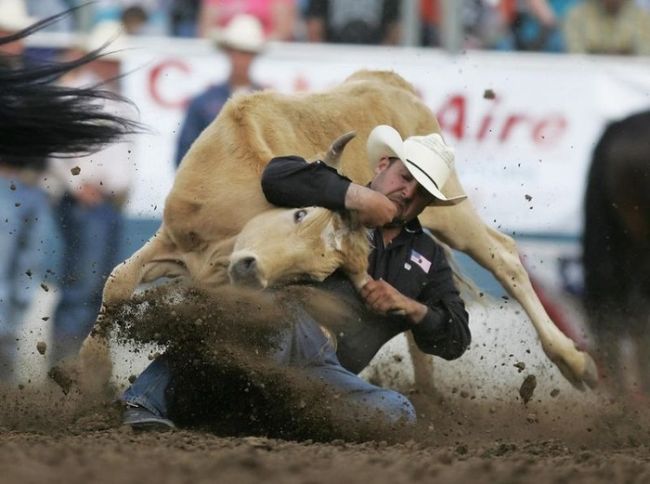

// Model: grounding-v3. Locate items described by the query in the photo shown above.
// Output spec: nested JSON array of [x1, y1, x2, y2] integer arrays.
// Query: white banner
[[120, 40, 650, 236]]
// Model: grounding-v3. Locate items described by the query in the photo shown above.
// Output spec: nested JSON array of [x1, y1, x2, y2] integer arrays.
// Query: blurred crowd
[[19, 0, 650, 55]]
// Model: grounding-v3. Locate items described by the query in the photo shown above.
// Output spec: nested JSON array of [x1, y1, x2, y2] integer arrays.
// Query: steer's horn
[[323, 131, 356, 168]]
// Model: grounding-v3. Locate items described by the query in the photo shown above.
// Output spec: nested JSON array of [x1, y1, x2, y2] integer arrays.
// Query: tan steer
[[78, 70, 598, 394]]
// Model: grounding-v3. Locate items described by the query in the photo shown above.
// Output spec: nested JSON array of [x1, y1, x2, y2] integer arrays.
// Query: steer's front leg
[[77, 229, 178, 397], [77, 322, 114, 399]]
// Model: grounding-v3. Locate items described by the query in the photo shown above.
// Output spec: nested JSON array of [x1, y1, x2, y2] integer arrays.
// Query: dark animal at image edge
[[583, 109, 650, 395]]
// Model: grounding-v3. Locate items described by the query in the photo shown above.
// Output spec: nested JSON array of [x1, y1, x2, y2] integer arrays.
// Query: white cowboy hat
[[366, 125, 467, 206], [0, 0, 35, 32], [78, 20, 128, 60], [211, 14, 265, 54]]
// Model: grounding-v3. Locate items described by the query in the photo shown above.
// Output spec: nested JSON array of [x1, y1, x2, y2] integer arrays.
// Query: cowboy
[[261, 125, 471, 375], [122, 126, 471, 431]]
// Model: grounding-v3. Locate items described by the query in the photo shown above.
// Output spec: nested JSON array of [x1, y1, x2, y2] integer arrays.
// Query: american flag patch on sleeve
[[410, 249, 431, 273]]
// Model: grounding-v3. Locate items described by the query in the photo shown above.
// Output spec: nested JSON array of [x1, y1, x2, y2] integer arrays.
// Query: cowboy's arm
[[262, 155, 350, 209], [360, 278, 469, 360], [262, 156, 396, 227], [361, 246, 470, 360], [411, 249, 470, 360]]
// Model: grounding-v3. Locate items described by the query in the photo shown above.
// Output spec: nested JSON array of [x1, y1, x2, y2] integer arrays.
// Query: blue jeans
[[123, 309, 416, 427], [51, 194, 123, 362], [0, 177, 57, 379]]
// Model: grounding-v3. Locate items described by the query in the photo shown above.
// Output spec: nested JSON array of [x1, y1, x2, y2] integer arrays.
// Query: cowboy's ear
[[374, 156, 392, 175]]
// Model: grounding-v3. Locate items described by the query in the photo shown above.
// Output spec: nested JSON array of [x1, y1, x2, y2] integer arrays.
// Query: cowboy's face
[[370, 157, 436, 223]]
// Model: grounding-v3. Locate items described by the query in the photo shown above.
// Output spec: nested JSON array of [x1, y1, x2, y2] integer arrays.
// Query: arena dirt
[[1, 284, 649, 483]]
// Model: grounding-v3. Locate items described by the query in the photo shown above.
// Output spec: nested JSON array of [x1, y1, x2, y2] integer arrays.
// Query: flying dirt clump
[[36, 341, 47, 355], [519, 374, 537, 404]]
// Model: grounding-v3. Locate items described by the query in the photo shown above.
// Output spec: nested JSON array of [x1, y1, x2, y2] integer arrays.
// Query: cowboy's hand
[[344, 183, 396, 227], [360, 278, 428, 324]]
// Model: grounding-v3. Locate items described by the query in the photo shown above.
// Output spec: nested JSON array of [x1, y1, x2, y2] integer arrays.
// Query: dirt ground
[[1, 286, 649, 484], [1, 385, 649, 484]]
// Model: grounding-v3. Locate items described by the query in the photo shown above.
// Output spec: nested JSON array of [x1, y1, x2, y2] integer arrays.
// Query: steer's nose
[[228, 255, 264, 287]]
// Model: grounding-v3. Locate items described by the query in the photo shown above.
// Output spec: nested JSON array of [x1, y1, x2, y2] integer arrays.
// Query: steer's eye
[[294, 209, 308, 223]]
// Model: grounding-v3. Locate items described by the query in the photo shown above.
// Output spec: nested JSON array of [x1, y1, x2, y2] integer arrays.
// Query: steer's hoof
[[48, 361, 79, 395], [78, 337, 114, 401], [554, 351, 599, 391]]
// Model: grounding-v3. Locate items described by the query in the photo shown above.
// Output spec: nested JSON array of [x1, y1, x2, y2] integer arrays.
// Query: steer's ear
[[309, 132, 356, 172], [331, 210, 370, 245], [334, 210, 372, 280], [338, 209, 363, 230]]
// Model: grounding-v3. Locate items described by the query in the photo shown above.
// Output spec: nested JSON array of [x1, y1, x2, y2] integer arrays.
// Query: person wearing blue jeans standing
[[0, 174, 57, 382], [50, 192, 124, 362], [123, 126, 471, 432], [47, 139, 131, 364]]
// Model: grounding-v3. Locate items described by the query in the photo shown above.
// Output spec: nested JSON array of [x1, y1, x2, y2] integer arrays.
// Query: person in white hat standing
[[46, 20, 136, 366], [174, 14, 266, 167]]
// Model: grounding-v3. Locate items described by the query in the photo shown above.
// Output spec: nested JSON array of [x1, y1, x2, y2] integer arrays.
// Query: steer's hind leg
[[78, 229, 185, 397], [406, 333, 438, 396], [420, 173, 598, 389]]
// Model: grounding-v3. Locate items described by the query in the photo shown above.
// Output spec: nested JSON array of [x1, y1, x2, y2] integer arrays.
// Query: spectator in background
[[564, 0, 650, 55], [305, 0, 400, 45], [510, 0, 580, 52], [420, 0, 515, 50], [92, 0, 170, 35], [170, 0, 201, 37], [121, 5, 149, 35], [0, 0, 57, 382], [47, 21, 135, 364], [461, 0, 514, 50], [175, 14, 265, 166], [198, 0, 297, 40], [25, 0, 75, 32], [420, 0, 441, 46]]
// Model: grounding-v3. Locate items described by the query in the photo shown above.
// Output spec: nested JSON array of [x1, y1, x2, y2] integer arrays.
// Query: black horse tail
[[0, 7, 146, 160]]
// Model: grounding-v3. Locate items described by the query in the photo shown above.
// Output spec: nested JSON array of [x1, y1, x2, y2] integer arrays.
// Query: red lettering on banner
[[532, 116, 567, 146], [476, 95, 501, 141], [436, 93, 567, 146], [499, 114, 528, 142], [148, 59, 191, 109], [437, 94, 466, 139]]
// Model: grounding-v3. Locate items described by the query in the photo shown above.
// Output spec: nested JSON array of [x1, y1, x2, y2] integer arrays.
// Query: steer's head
[[228, 207, 370, 289]]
